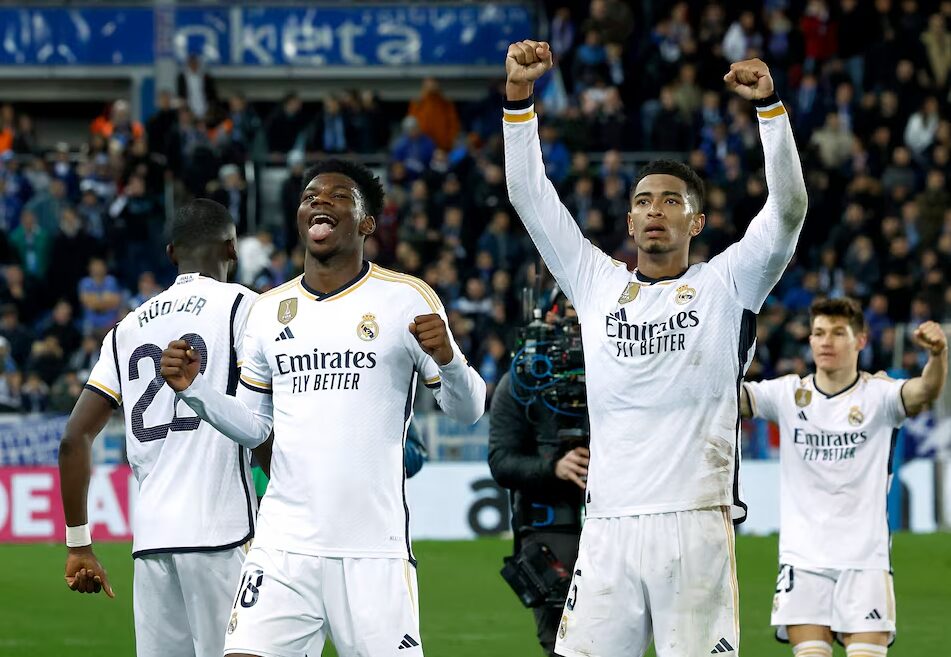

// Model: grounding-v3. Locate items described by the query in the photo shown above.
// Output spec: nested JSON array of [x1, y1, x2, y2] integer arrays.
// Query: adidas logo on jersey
[[397, 634, 420, 649], [275, 326, 296, 341], [710, 637, 735, 653], [865, 608, 882, 620]]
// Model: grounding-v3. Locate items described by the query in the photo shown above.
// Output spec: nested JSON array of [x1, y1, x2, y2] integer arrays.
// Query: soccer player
[[502, 40, 808, 656], [58, 199, 260, 657], [741, 298, 947, 657], [159, 159, 486, 657]]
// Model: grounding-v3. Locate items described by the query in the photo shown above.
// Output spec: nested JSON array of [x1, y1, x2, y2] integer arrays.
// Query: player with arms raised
[[741, 298, 947, 657], [160, 159, 485, 657], [503, 40, 808, 656], [59, 199, 259, 657]]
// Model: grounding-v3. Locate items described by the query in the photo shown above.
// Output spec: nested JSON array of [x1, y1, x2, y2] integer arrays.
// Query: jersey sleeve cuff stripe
[[86, 379, 121, 403], [503, 109, 536, 123], [752, 93, 781, 108], [239, 378, 272, 394], [84, 383, 120, 408], [756, 104, 786, 119], [503, 95, 534, 111]]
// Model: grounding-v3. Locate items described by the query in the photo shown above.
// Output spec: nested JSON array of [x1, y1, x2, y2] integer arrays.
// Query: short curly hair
[[630, 159, 705, 211], [302, 159, 385, 218]]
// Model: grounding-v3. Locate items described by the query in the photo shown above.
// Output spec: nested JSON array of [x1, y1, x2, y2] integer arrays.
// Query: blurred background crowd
[[0, 0, 949, 415]]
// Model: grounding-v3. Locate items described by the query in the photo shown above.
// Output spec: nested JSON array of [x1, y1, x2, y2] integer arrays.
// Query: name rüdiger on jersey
[[605, 308, 701, 357], [275, 348, 377, 392]]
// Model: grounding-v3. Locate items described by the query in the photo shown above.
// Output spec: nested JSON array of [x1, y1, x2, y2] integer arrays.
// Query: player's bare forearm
[[59, 390, 114, 526]]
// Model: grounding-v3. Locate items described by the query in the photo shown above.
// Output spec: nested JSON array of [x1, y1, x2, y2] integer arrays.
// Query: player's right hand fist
[[505, 40, 553, 97], [65, 546, 115, 598], [160, 339, 202, 392]]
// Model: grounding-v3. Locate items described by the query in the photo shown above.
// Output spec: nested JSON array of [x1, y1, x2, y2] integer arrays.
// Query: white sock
[[792, 640, 833, 657], [846, 643, 887, 657]]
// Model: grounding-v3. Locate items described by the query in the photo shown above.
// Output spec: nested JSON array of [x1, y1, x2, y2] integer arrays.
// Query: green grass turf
[[1, 534, 948, 656]]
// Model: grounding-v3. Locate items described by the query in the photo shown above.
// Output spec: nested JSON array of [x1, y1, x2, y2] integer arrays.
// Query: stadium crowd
[[0, 0, 948, 415]]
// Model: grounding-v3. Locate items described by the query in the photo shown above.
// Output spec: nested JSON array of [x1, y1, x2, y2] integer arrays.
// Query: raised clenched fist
[[505, 40, 554, 100], [723, 58, 775, 101]]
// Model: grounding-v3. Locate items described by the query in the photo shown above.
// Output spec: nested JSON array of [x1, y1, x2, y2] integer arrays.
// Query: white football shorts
[[133, 547, 246, 657], [223, 545, 422, 657], [772, 565, 896, 643], [555, 507, 740, 657]]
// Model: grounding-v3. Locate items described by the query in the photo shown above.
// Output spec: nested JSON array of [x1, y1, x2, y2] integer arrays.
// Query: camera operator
[[488, 306, 586, 657]]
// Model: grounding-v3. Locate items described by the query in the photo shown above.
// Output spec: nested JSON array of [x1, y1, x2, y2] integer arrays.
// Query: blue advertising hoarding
[[0, 4, 533, 68]]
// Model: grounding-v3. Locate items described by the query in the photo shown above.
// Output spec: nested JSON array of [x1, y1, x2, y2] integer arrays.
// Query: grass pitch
[[1, 534, 948, 656]]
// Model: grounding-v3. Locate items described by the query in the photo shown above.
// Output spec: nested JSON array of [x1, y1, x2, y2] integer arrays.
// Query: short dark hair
[[171, 198, 235, 248], [302, 159, 385, 218], [631, 159, 705, 211], [810, 297, 867, 335]]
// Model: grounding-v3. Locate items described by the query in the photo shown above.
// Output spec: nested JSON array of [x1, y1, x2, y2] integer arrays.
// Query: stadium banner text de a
[[0, 466, 134, 543]]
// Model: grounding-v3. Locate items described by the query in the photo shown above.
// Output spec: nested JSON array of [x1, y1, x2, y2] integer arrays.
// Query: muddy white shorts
[[555, 507, 740, 657]]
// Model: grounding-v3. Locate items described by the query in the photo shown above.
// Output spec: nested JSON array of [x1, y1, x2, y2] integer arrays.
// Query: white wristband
[[66, 524, 92, 548]]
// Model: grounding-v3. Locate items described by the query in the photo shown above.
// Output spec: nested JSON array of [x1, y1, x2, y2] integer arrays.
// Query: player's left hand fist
[[723, 58, 774, 100], [913, 321, 948, 356], [409, 314, 454, 366]]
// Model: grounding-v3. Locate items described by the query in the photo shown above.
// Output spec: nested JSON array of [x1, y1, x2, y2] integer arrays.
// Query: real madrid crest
[[848, 406, 865, 426], [227, 611, 238, 634], [277, 298, 298, 325], [357, 312, 380, 341], [617, 282, 640, 305], [794, 388, 812, 408], [558, 615, 568, 639], [674, 284, 696, 305]]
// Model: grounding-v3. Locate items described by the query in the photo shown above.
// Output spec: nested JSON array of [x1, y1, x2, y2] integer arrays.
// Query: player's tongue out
[[309, 222, 333, 241]]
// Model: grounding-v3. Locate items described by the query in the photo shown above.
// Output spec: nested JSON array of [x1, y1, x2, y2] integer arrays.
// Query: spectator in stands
[[477, 209, 522, 272], [581, 0, 634, 46], [265, 93, 309, 154], [24, 177, 68, 234], [0, 302, 33, 368], [904, 96, 941, 158], [349, 90, 388, 153], [392, 116, 435, 181], [67, 334, 99, 379], [78, 257, 122, 338], [27, 334, 65, 386], [921, 12, 950, 91], [9, 209, 51, 282], [722, 10, 761, 62], [209, 163, 248, 234], [0, 104, 13, 152], [0, 335, 21, 412], [280, 151, 307, 250], [408, 78, 460, 151], [811, 113, 855, 171], [90, 99, 144, 152], [49, 370, 83, 413], [310, 96, 349, 154], [127, 271, 161, 311], [46, 206, 102, 308], [177, 53, 217, 122], [43, 299, 81, 357], [108, 173, 162, 285], [20, 370, 49, 413], [147, 89, 178, 158], [224, 92, 262, 162], [12, 113, 38, 155]]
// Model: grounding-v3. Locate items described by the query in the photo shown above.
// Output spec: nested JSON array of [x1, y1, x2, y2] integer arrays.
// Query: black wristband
[[503, 94, 535, 111], [752, 93, 781, 108]]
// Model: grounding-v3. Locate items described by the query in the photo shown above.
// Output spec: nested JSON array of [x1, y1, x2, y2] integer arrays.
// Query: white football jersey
[[85, 274, 257, 555], [503, 96, 806, 521], [744, 372, 906, 570], [236, 262, 477, 561]]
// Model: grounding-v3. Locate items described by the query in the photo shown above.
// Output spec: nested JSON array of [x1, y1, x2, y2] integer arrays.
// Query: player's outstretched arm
[[502, 39, 615, 312], [160, 339, 273, 448], [410, 313, 485, 425], [58, 389, 116, 598], [718, 59, 808, 311], [901, 321, 948, 416]]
